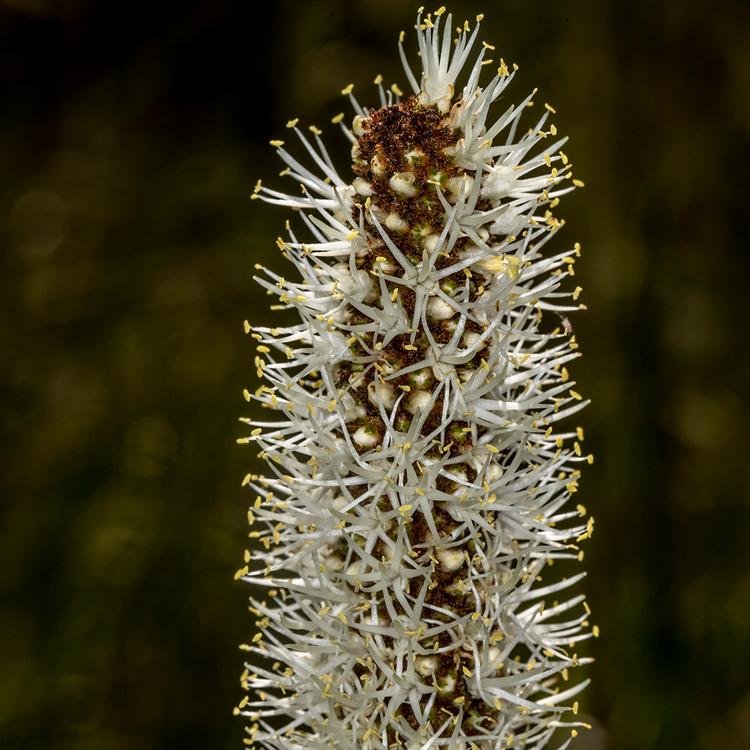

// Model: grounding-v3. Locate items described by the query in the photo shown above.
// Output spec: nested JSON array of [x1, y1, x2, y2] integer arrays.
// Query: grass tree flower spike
[[238, 7, 595, 750]]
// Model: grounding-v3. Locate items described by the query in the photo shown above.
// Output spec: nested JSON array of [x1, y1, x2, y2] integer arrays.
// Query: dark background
[[1, 1, 749, 749]]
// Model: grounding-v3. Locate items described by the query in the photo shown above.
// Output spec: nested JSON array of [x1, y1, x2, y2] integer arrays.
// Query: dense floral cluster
[[238, 8, 594, 750]]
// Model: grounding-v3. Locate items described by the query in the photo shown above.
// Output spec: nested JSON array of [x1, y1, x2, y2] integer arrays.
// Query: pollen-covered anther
[[477, 253, 521, 280], [388, 171, 417, 197]]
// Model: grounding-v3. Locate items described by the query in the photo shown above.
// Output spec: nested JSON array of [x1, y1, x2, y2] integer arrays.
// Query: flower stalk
[[238, 7, 595, 750]]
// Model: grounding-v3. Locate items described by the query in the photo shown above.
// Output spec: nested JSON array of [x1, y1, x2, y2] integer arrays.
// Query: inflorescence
[[238, 7, 595, 750]]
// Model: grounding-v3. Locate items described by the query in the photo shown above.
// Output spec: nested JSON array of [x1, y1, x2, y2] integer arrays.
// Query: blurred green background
[[1, 1, 749, 748]]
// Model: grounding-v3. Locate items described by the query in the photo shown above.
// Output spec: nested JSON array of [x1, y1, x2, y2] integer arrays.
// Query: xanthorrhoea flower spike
[[238, 7, 595, 750]]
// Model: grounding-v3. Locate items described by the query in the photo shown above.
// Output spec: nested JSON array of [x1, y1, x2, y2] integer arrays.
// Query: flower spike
[[239, 8, 594, 750]]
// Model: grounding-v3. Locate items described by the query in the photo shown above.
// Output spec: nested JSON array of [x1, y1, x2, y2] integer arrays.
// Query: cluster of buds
[[238, 7, 595, 750]]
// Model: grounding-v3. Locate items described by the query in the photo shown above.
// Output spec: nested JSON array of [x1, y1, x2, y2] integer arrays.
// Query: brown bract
[[353, 97, 460, 264]]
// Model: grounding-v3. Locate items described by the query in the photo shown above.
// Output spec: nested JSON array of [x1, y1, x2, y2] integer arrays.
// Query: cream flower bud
[[437, 670, 457, 693], [427, 296, 455, 320], [436, 548, 465, 572], [352, 177, 373, 196], [422, 233, 441, 253], [353, 425, 380, 448], [367, 380, 395, 409], [389, 171, 417, 197], [352, 115, 366, 137], [409, 368, 432, 388], [370, 153, 386, 176], [415, 655, 439, 677], [446, 173, 474, 200], [385, 212, 408, 233], [462, 331, 482, 350], [406, 389, 432, 414]]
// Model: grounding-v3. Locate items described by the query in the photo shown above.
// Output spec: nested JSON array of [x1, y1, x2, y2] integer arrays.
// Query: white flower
[[239, 7, 594, 750]]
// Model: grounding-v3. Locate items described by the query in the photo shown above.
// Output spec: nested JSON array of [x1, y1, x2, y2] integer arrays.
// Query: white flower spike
[[238, 7, 595, 750]]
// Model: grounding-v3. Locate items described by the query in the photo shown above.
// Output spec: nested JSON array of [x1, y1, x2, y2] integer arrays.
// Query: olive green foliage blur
[[1, 1, 749, 749]]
